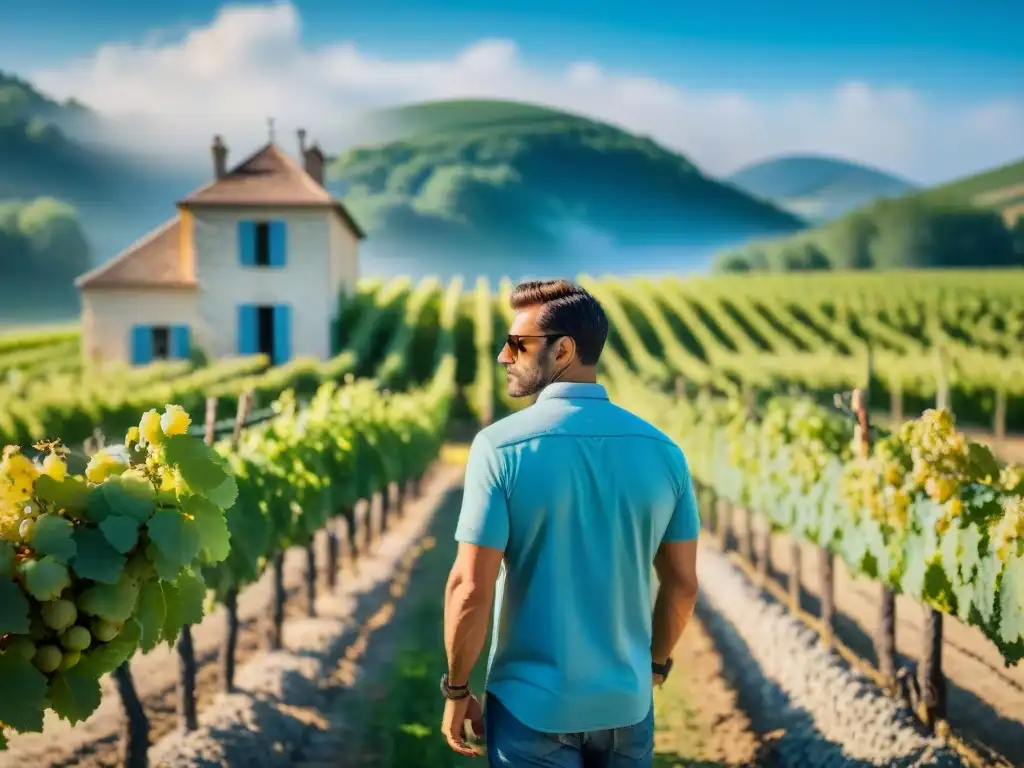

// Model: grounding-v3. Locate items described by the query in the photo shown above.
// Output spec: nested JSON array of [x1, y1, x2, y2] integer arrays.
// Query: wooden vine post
[[739, 388, 755, 566], [788, 536, 801, 613], [269, 550, 286, 650], [818, 546, 834, 650], [993, 386, 1007, 447], [222, 391, 253, 691], [853, 386, 897, 693], [920, 349, 949, 735], [305, 538, 317, 618], [715, 498, 732, 552], [113, 664, 150, 768]]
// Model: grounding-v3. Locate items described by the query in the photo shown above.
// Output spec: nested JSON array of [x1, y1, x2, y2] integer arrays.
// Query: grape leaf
[[959, 523, 983, 583], [161, 580, 182, 647], [34, 475, 90, 516], [84, 483, 115, 523], [998, 553, 1024, 646], [180, 494, 231, 563], [901, 534, 928, 599], [103, 473, 156, 522], [953, 578, 975, 622], [31, 514, 77, 563], [940, 526, 960, 587], [0, 540, 14, 577], [973, 553, 1001, 625], [98, 515, 141, 554], [206, 474, 239, 511], [71, 528, 127, 584], [0, 578, 30, 634], [77, 574, 140, 623], [175, 569, 207, 626], [0, 653, 49, 732], [48, 668, 102, 725], [76, 620, 140, 678], [163, 435, 230, 493], [135, 580, 166, 653], [147, 510, 201, 568], [21, 556, 71, 601]]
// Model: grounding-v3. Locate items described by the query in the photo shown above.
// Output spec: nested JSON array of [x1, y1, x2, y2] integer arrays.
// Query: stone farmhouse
[[75, 130, 364, 366]]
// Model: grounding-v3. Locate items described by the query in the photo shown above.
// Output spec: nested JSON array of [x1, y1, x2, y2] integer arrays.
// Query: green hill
[[714, 152, 1024, 274], [918, 157, 1024, 226], [726, 154, 917, 222], [327, 99, 805, 268]]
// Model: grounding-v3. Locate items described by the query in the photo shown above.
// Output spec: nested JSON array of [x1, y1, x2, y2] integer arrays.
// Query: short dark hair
[[509, 279, 608, 365]]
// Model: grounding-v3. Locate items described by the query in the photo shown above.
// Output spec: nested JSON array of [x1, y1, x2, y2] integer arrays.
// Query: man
[[441, 279, 700, 766]]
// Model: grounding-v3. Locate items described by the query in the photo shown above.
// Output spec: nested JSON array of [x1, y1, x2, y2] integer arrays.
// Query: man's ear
[[557, 336, 576, 364]]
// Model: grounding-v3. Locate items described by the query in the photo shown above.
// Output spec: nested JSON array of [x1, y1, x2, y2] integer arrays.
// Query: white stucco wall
[[191, 207, 358, 361], [80, 289, 201, 365], [328, 213, 361, 299]]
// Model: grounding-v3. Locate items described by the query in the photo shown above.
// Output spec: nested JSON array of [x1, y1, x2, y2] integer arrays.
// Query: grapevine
[[0, 404, 237, 746]]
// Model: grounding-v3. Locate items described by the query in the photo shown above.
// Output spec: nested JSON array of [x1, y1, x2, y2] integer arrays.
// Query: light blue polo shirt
[[455, 381, 700, 734]]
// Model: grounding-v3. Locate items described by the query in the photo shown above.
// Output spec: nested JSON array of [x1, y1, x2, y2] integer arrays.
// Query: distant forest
[[714, 196, 1024, 273]]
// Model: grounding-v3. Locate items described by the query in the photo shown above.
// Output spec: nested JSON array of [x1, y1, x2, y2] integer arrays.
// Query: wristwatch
[[440, 672, 471, 700], [652, 658, 674, 681]]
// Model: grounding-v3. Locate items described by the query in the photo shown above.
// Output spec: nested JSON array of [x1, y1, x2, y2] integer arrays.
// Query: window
[[239, 220, 286, 267], [254, 222, 271, 266], [257, 306, 276, 359], [152, 326, 170, 360]]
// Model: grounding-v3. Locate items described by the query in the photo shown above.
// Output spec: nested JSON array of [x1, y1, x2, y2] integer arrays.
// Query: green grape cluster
[[0, 404, 236, 744]]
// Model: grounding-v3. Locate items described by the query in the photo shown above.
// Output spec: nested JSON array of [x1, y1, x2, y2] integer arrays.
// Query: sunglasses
[[504, 333, 567, 361]]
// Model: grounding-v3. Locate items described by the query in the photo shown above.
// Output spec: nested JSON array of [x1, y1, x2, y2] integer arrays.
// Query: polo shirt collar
[[536, 382, 609, 402]]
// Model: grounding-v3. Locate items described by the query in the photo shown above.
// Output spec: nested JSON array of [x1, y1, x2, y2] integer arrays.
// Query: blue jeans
[[484, 692, 654, 767]]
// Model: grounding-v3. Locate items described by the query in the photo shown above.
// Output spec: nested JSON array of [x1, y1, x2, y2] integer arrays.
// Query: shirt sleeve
[[662, 453, 700, 543], [454, 431, 510, 551]]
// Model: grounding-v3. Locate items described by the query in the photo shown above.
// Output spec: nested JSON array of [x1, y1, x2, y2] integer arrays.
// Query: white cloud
[[31, 1, 1024, 184]]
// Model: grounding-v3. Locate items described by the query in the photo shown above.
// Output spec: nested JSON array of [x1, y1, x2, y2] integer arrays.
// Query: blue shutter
[[238, 305, 258, 355], [238, 221, 255, 266], [130, 326, 152, 365], [171, 325, 191, 360], [269, 221, 287, 267], [273, 304, 291, 365]]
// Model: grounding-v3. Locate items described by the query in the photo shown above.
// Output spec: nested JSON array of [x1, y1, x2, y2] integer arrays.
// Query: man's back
[[455, 381, 700, 734]]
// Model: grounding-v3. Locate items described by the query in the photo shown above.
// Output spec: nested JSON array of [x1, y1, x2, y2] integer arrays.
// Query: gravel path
[[0, 467, 456, 768], [728, 506, 1024, 766], [695, 539, 963, 768]]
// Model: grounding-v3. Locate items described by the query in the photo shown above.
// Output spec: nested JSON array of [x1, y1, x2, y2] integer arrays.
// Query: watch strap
[[652, 658, 673, 677], [440, 673, 471, 700]]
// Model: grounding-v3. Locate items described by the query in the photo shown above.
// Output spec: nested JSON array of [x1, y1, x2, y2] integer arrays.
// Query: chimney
[[304, 142, 324, 186], [297, 128, 307, 158], [211, 135, 228, 179]]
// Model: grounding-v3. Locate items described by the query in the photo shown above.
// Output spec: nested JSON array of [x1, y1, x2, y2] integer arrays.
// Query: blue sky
[[4, 0, 1021, 96], [3, 0, 1022, 182]]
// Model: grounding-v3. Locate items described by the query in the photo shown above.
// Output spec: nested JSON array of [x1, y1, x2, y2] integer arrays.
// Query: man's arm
[[652, 540, 699, 665], [652, 458, 700, 668], [444, 543, 504, 686], [445, 432, 509, 687]]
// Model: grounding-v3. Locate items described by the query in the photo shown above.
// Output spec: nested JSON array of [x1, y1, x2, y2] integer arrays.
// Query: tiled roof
[[75, 217, 194, 290], [180, 143, 334, 207]]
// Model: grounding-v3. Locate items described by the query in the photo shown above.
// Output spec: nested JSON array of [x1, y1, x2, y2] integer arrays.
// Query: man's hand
[[441, 694, 485, 757], [652, 673, 666, 688]]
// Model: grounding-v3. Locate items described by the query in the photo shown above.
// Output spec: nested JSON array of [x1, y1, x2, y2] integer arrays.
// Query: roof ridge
[[266, 142, 332, 198]]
